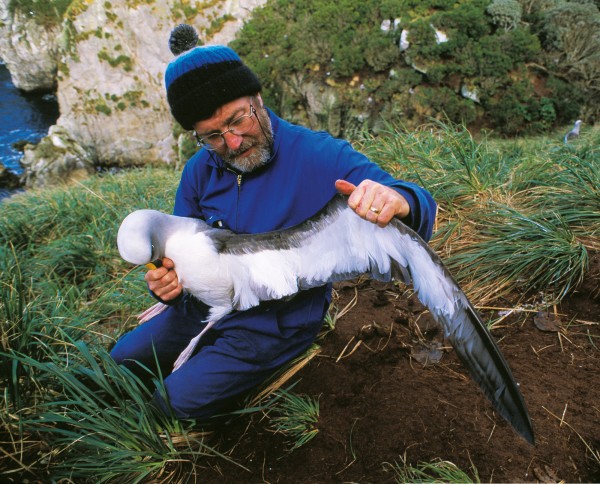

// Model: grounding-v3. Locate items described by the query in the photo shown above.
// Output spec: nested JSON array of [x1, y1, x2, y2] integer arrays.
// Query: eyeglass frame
[[194, 99, 257, 150]]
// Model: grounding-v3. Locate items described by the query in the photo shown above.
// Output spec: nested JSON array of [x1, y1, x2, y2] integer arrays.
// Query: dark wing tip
[[447, 303, 535, 445]]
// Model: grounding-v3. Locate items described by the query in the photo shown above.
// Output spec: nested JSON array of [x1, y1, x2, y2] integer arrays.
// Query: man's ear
[[256, 93, 264, 108]]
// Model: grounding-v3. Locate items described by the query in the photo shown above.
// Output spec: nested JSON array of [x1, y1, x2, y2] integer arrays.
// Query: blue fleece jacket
[[174, 109, 436, 241]]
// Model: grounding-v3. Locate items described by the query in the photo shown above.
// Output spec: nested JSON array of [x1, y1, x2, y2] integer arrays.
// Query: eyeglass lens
[[196, 103, 255, 150]]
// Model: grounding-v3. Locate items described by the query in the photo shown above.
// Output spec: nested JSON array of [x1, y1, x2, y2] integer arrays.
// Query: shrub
[[483, 76, 555, 135], [486, 0, 523, 31], [232, 0, 596, 135], [414, 86, 478, 125], [545, 75, 585, 125], [538, 1, 600, 119], [364, 33, 401, 72]]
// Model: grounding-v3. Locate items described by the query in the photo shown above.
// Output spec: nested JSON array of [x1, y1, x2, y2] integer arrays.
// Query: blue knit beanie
[[165, 25, 262, 130]]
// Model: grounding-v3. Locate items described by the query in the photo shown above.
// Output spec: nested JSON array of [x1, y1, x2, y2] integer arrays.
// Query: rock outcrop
[[19, 125, 95, 188], [0, 160, 21, 188], [0, 0, 60, 91], [0, 0, 266, 188]]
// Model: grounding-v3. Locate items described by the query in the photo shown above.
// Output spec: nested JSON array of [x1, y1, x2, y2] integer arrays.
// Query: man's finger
[[335, 179, 357, 195]]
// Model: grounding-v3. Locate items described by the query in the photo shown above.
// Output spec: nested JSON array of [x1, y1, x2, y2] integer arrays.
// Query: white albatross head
[[117, 209, 165, 265]]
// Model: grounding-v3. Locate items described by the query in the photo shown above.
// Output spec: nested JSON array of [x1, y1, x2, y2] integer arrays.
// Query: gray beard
[[222, 109, 274, 173]]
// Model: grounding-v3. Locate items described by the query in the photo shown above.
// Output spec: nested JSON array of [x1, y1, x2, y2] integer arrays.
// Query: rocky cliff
[[0, 0, 266, 188], [0, 0, 60, 91]]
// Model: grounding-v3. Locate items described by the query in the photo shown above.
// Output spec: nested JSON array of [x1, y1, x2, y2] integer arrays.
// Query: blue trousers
[[110, 285, 330, 420]]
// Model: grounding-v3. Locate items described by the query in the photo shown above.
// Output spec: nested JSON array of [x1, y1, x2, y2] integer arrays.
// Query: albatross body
[[564, 119, 582, 144], [117, 194, 534, 444]]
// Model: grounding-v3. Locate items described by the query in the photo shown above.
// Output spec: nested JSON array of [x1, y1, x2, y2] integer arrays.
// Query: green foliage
[[95, 101, 112, 115], [537, 1, 600, 119], [8, 0, 74, 25], [231, 0, 410, 111], [0, 167, 179, 330], [414, 87, 478, 125], [486, 0, 523, 31], [232, 0, 596, 135], [0, 167, 191, 478], [384, 454, 481, 483], [359, 119, 600, 304], [501, 27, 541, 61], [10, 342, 230, 482], [538, 1, 600, 51], [475, 63, 559, 136], [429, 0, 491, 47], [406, 20, 439, 61], [269, 387, 320, 451], [539, 150, 600, 234], [545, 75, 585, 125], [449, 207, 589, 303], [97, 49, 134, 71], [365, 34, 402, 72], [204, 13, 235, 38]]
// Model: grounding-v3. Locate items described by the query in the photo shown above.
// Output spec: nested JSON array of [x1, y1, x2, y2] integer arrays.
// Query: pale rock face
[[433, 27, 448, 44], [19, 125, 95, 188], [461, 85, 480, 103], [400, 30, 410, 51], [300, 81, 341, 135], [2, 0, 267, 187], [0, 0, 60, 91], [56, 1, 177, 167]]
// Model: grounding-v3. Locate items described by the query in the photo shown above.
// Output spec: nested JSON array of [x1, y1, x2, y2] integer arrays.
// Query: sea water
[[0, 61, 59, 198]]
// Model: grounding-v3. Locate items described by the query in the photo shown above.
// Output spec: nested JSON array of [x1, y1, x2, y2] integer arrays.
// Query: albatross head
[[117, 209, 165, 266]]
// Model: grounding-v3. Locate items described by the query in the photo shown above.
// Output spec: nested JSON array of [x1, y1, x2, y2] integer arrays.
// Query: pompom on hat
[[165, 24, 262, 130]]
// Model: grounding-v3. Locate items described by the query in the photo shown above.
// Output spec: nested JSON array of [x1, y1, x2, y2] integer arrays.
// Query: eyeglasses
[[194, 101, 257, 150]]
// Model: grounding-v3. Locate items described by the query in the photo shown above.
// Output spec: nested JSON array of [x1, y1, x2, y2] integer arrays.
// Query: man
[[111, 25, 436, 421]]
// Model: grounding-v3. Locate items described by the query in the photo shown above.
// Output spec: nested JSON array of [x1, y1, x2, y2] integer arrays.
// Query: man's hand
[[144, 257, 183, 301], [335, 179, 410, 228]]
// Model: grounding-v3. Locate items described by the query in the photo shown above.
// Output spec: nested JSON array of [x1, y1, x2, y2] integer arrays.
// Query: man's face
[[193, 95, 273, 173]]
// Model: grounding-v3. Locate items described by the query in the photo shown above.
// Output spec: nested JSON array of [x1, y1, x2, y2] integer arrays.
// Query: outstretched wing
[[217, 194, 534, 444]]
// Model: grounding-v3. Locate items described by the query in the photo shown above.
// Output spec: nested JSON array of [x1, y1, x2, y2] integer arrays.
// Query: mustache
[[226, 139, 256, 158]]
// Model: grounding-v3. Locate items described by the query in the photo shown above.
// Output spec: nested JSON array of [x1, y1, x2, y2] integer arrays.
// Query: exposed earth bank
[[199, 257, 600, 483]]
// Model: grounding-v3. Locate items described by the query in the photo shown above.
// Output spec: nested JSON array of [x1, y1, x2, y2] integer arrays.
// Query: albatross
[[564, 119, 582, 144], [117, 194, 535, 444]]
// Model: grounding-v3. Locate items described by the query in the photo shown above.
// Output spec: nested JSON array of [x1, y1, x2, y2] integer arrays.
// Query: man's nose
[[222, 131, 244, 151]]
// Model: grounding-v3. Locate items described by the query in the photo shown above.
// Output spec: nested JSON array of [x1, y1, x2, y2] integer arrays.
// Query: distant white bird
[[564, 119, 582, 144], [117, 194, 534, 444]]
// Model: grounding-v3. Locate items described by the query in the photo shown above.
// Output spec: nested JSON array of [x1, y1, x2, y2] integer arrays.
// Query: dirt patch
[[201, 276, 600, 483]]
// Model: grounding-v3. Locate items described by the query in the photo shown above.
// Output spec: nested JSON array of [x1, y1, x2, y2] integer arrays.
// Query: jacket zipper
[[226, 167, 243, 230], [235, 173, 242, 230]]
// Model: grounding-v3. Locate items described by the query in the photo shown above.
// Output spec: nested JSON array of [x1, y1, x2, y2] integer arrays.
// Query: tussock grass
[[268, 387, 320, 452], [0, 167, 186, 480], [447, 206, 588, 304], [359, 120, 599, 304], [5, 341, 234, 482], [1, 124, 599, 479], [383, 454, 480, 483]]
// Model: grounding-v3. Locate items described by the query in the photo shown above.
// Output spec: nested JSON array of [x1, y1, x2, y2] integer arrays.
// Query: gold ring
[[370, 207, 380, 214]]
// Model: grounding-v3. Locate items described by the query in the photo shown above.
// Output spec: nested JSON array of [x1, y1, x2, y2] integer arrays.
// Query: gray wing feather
[[216, 195, 351, 255], [382, 213, 534, 444], [142, 194, 533, 443], [218, 194, 533, 443], [386, 216, 534, 444]]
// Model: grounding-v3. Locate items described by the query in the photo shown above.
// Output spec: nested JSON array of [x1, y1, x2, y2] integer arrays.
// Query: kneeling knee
[[153, 384, 242, 422]]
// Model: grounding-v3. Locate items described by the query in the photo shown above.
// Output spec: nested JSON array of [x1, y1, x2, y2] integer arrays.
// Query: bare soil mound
[[201, 265, 600, 482]]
